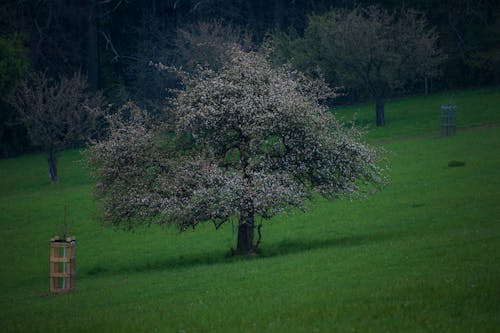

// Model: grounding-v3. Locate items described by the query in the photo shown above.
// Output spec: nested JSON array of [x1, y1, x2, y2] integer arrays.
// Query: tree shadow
[[85, 230, 401, 278], [258, 231, 398, 258]]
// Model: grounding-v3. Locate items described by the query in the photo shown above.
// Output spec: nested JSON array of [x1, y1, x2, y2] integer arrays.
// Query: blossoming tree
[[87, 48, 384, 255]]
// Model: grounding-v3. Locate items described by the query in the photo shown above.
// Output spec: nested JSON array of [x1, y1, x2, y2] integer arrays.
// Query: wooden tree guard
[[440, 105, 457, 136], [50, 236, 76, 293]]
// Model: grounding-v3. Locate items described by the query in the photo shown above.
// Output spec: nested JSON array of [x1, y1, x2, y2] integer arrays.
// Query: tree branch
[[100, 31, 140, 63], [100, 31, 120, 62], [212, 219, 226, 230]]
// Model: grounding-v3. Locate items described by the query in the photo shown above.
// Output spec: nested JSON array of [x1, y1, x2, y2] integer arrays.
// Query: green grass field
[[1, 87, 500, 332]]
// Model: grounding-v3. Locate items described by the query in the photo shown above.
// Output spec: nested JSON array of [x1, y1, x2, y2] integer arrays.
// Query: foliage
[[432, 0, 500, 86], [0, 33, 31, 157], [87, 48, 384, 253], [6, 71, 107, 182], [0, 33, 30, 96]]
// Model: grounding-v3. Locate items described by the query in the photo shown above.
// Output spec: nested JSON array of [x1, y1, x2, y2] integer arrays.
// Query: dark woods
[[1, 0, 499, 156]]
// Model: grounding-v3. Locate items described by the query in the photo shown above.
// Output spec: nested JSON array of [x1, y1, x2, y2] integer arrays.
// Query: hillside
[[1, 87, 499, 332]]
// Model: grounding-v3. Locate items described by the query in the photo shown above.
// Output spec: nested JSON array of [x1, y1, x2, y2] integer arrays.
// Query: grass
[[1, 87, 500, 332], [334, 86, 500, 141]]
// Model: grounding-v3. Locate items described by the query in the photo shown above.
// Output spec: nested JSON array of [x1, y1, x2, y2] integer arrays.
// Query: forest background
[[1, 0, 499, 157]]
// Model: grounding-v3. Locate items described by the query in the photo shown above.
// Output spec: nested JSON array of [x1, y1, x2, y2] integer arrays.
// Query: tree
[[120, 10, 178, 115], [269, 6, 444, 126], [0, 33, 30, 157], [0, 34, 30, 96], [7, 72, 106, 183], [175, 20, 254, 72], [86, 48, 384, 255], [121, 19, 253, 117]]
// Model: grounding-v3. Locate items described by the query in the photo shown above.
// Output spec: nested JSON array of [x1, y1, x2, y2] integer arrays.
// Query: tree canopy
[[87, 48, 385, 254]]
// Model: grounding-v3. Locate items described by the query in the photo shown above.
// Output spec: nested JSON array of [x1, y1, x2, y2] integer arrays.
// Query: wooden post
[[50, 236, 76, 293]]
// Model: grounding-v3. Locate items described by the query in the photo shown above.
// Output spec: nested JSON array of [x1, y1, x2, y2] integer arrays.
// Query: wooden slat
[[50, 242, 70, 248], [50, 256, 75, 263], [50, 272, 73, 278]]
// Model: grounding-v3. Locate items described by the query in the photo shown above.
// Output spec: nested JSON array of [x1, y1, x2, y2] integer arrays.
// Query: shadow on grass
[[85, 231, 400, 278], [259, 231, 397, 258]]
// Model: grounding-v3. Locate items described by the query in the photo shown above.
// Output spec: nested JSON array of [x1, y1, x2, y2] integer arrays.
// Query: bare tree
[[7, 71, 106, 183], [86, 48, 384, 255]]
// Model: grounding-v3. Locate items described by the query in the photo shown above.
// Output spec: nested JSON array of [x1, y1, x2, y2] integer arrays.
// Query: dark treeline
[[1, 0, 499, 156]]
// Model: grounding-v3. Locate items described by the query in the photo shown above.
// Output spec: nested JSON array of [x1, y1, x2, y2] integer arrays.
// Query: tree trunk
[[274, 0, 285, 30], [87, 0, 99, 91], [375, 98, 385, 127], [236, 209, 255, 255], [48, 151, 58, 183], [236, 137, 255, 255]]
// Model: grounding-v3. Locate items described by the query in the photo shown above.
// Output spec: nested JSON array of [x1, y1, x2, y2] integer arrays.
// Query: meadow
[[1, 87, 500, 332]]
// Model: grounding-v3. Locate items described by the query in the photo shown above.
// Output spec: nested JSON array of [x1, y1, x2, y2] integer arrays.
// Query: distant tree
[[270, 6, 444, 126], [86, 48, 384, 255], [0, 33, 30, 157], [448, 0, 500, 85], [0, 34, 30, 96], [7, 72, 106, 183], [121, 11, 178, 115], [175, 20, 254, 72]]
